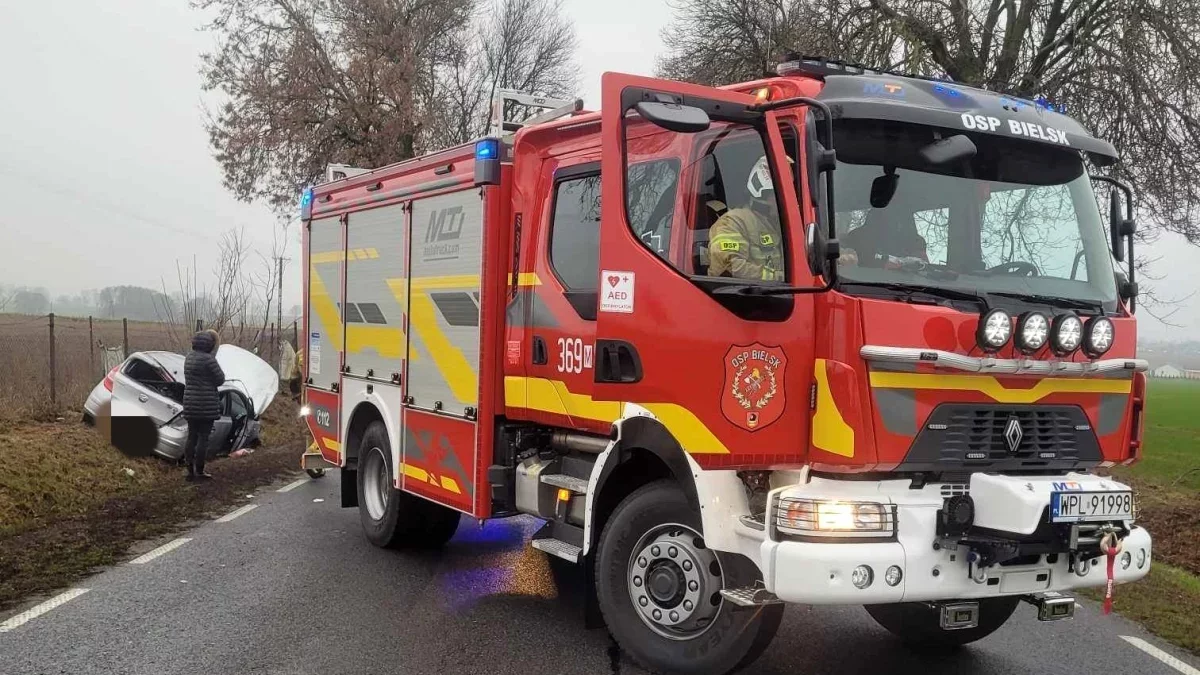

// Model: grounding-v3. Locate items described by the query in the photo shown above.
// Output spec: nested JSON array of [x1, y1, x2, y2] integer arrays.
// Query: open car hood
[[216, 345, 279, 418]]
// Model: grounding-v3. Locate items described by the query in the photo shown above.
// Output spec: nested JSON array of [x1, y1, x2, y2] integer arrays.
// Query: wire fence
[[0, 314, 299, 423]]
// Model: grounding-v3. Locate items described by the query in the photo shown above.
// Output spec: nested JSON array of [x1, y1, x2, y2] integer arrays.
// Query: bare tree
[[658, 0, 1200, 248], [156, 227, 278, 348], [421, 0, 581, 151], [196, 0, 474, 213]]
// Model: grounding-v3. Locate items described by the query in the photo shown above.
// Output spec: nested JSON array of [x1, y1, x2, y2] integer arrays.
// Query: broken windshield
[[829, 119, 1119, 311]]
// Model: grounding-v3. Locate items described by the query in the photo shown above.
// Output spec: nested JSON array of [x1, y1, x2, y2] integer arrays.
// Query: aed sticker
[[309, 332, 321, 375], [506, 340, 522, 366], [960, 113, 1071, 146], [600, 270, 635, 314]]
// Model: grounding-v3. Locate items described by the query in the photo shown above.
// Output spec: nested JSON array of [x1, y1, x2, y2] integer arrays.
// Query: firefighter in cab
[[707, 156, 785, 281]]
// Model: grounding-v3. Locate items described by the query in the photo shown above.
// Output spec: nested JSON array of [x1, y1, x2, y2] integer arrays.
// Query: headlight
[[1051, 313, 1084, 355], [976, 309, 1012, 352], [299, 405, 312, 417], [1082, 316, 1115, 357], [1016, 312, 1049, 352], [776, 498, 895, 538]]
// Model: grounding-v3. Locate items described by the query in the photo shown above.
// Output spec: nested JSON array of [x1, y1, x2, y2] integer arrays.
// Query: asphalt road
[[3, 475, 1197, 675]]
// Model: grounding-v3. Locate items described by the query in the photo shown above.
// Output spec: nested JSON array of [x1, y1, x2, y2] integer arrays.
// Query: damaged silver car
[[83, 345, 279, 462]]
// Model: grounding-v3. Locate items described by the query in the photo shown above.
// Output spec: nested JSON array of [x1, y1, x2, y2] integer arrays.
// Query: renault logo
[[1004, 416, 1024, 453]]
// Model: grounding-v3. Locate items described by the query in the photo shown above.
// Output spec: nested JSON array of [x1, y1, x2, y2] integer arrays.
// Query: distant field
[[0, 314, 287, 424], [1116, 378, 1200, 492]]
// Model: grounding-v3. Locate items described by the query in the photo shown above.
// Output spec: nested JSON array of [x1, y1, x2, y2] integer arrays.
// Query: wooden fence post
[[122, 318, 129, 359], [88, 316, 95, 377], [49, 313, 57, 406]]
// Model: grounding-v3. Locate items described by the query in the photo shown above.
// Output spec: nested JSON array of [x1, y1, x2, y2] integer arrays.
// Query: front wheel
[[595, 480, 782, 675], [864, 597, 1019, 649]]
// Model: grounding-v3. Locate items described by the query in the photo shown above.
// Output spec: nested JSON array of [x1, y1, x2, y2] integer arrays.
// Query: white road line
[[277, 478, 308, 493], [0, 589, 89, 633], [215, 504, 258, 523], [1122, 636, 1200, 675], [128, 538, 192, 565]]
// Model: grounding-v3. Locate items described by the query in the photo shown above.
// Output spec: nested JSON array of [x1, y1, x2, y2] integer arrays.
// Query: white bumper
[[753, 473, 1152, 605]]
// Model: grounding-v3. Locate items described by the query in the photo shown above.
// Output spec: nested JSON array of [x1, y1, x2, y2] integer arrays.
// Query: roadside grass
[[1099, 378, 1200, 654], [0, 399, 307, 611], [1114, 378, 1200, 492], [1081, 563, 1200, 655]]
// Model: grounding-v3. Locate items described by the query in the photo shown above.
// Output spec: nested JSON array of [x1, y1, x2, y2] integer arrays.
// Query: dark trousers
[[183, 419, 214, 474]]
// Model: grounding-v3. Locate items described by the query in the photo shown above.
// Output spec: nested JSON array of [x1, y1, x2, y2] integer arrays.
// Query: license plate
[[1049, 491, 1133, 523]]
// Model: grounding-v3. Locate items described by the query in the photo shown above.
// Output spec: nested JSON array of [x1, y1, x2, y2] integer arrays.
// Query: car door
[[226, 390, 258, 452], [110, 356, 182, 426], [205, 391, 236, 456]]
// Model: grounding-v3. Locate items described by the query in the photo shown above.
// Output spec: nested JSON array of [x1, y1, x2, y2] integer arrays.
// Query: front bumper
[[757, 474, 1152, 605]]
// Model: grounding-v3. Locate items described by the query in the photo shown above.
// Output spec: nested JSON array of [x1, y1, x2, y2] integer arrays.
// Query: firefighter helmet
[[747, 156, 774, 200]]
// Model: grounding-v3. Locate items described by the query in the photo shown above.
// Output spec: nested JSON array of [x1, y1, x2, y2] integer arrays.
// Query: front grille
[[898, 404, 1102, 473]]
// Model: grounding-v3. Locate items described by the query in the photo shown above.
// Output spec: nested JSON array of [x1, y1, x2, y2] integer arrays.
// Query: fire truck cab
[[301, 58, 1151, 674]]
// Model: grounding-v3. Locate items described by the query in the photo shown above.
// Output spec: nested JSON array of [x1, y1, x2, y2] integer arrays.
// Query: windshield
[[829, 119, 1118, 309]]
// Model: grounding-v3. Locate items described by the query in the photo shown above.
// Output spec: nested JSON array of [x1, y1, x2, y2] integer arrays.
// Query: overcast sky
[[0, 1, 1196, 340]]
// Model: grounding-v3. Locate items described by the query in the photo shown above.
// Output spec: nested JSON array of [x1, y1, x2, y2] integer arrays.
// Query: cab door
[[592, 72, 817, 466]]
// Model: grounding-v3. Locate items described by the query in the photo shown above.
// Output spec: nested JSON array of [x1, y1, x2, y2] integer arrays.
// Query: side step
[[540, 473, 589, 493], [531, 538, 582, 563], [719, 587, 783, 608]]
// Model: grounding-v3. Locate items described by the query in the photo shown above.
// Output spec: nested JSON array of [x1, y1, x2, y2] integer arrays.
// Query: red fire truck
[[300, 57, 1151, 674]]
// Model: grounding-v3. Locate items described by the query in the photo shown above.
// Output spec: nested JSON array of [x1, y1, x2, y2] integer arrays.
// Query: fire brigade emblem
[[722, 344, 787, 432]]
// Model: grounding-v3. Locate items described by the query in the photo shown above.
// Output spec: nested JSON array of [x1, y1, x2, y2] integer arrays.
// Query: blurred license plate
[[1050, 491, 1133, 523]]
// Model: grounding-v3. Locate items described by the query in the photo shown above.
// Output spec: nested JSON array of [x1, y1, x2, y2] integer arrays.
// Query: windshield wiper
[[987, 291, 1103, 312], [839, 281, 989, 309]]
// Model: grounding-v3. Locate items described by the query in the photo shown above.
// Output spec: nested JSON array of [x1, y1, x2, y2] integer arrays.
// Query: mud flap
[[341, 468, 358, 508]]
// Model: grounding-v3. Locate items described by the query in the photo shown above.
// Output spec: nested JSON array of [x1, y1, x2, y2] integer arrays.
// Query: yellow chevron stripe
[[812, 359, 854, 457], [322, 438, 341, 452], [309, 266, 344, 352], [311, 250, 347, 264], [503, 376, 729, 455], [869, 371, 1131, 404]]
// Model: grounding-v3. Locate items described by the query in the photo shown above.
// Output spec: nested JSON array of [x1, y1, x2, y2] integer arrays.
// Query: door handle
[[532, 336, 548, 365], [138, 395, 149, 403], [594, 340, 643, 383]]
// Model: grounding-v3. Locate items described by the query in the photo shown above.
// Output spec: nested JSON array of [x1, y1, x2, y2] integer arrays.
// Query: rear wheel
[[355, 421, 460, 549], [864, 597, 1019, 649], [595, 480, 782, 675]]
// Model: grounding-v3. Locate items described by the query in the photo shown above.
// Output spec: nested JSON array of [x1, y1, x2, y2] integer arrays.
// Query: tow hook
[[1023, 591, 1076, 622]]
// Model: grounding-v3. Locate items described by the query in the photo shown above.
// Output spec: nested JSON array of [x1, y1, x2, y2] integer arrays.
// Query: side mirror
[[635, 100, 711, 133], [1109, 190, 1124, 262], [920, 134, 977, 165]]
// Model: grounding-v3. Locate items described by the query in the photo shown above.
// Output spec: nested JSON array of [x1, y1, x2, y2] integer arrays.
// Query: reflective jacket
[[707, 207, 784, 281]]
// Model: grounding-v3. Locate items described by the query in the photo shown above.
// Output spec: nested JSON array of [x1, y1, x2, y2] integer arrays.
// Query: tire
[[864, 597, 1019, 649], [414, 500, 461, 548], [595, 480, 782, 675], [306, 468, 327, 479], [355, 420, 460, 550]]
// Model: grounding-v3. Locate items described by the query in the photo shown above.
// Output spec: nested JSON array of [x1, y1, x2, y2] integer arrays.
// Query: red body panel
[[400, 409, 477, 514]]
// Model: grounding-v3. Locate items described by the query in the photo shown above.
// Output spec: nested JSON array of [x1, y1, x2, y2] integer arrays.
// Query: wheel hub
[[362, 446, 389, 521], [627, 523, 723, 640]]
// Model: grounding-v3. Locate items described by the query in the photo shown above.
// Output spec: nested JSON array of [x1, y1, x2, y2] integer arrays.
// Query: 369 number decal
[[556, 337, 594, 374]]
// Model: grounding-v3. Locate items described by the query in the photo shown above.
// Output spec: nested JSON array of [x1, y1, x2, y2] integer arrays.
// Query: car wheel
[[356, 421, 426, 549], [306, 468, 326, 479], [595, 480, 782, 675], [864, 597, 1019, 649]]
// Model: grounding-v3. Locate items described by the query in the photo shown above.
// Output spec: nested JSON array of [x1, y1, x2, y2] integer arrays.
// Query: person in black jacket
[[182, 330, 226, 481]]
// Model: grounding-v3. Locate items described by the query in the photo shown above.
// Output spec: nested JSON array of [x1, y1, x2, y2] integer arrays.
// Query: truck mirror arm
[[1090, 173, 1138, 312]]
